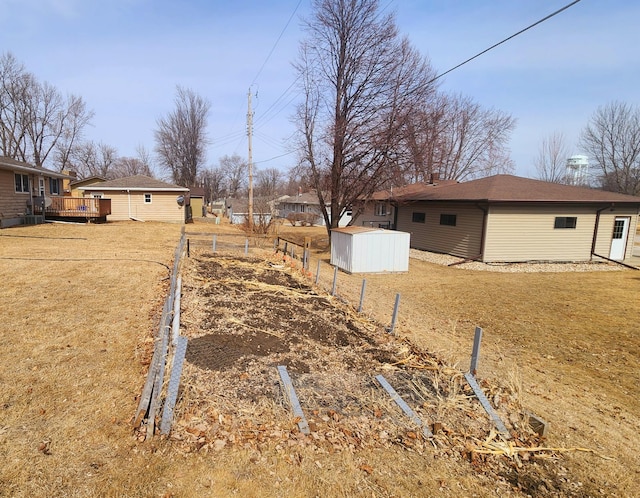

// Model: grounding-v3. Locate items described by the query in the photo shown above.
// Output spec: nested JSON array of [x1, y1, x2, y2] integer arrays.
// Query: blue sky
[[1, 0, 638, 178]]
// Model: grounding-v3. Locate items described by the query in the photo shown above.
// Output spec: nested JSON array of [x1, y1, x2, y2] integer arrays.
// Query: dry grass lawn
[[0, 218, 638, 497]]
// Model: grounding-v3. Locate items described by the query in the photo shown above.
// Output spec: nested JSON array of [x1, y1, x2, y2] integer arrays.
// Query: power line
[[430, 0, 583, 84], [250, 0, 303, 87]]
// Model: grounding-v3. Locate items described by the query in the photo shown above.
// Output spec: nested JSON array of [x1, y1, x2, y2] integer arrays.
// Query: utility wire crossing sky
[[2, 0, 638, 178]]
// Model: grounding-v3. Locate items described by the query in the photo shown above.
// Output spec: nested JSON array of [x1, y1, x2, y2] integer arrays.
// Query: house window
[[15, 173, 29, 193], [554, 217, 577, 229], [412, 212, 425, 223], [144, 193, 152, 204], [440, 214, 457, 226], [374, 202, 388, 216], [49, 178, 60, 195]]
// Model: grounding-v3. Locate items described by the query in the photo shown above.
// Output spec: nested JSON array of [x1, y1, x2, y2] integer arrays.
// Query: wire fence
[[183, 232, 399, 330]]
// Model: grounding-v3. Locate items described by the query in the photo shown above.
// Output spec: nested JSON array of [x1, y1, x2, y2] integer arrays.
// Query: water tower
[[566, 155, 589, 185]]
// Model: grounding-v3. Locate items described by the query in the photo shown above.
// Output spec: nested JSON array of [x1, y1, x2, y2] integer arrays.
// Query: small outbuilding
[[330, 226, 410, 273]]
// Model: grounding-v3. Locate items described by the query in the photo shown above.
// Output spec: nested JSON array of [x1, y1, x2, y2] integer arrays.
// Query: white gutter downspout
[[127, 189, 131, 219]]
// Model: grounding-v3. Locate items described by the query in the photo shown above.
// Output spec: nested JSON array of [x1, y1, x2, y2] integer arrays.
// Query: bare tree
[[219, 154, 248, 197], [155, 86, 210, 187], [112, 156, 153, 178], [400, 93, 515, 182], [294, 0, 437, 233], [0, 52, 93, 169], [198, 166, 226, 203], [580, 101, 640, 195], [135, 144, 155, 176], [255, 167, 283, 198], [69, 141, 118, 178], [0, 53, 30, 159], [534, 131, 569, 183]]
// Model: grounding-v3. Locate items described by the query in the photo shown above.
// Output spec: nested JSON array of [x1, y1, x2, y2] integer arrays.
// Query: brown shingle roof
[[401, 175, 640, 204], [368, 181, 458, 201], [0, 156, 70, 179], [78, 175, 188, 191]]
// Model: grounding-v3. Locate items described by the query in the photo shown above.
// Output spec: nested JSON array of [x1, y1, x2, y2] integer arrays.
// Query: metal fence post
[[331, 266, 338, 296], [358, 279, 367, 313], [212, 234, 217, 252], [388, 293, 400, 334], [315, 260, 321, 285], [470, 326, 483, 375], [245, 238, 249, 256]]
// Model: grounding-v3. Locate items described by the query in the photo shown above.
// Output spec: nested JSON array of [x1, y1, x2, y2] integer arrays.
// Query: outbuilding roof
[[399, 174, 640, 204], [77, 175, 188, 191]]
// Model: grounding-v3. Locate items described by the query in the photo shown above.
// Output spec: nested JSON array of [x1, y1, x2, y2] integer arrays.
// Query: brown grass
[[0, 218, 638, 497]]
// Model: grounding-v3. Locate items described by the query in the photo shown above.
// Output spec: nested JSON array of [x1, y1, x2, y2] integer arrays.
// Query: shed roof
[[400, 174, 640, 204], [77, 175, 188, 192], [189, 186, 206, 197], [332, 226, 408, 236]]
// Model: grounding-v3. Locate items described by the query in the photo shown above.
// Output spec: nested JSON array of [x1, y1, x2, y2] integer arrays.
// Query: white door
[[609, 217, 630, 260]]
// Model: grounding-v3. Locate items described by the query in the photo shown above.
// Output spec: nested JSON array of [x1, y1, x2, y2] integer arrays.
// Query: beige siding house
[[78, 175, 189, 223], [396, 175, 640, 263], [0, 157, 70, 228]]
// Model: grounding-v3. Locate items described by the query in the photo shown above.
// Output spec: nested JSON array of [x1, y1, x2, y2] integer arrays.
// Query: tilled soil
[[167, 250, 581, 494], [174, 253, 526, 446]]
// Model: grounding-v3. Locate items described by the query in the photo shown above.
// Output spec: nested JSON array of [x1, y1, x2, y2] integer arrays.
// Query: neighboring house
[[0, 156, 71, 228], [78, 175, 189, 223], [69, 175, 107, 197], [275, 191, 352, 227], [353, 177, 457, 229], [225, 197, 273, 225], [395, 174, 640, 263], [276, 192, 325, 226]]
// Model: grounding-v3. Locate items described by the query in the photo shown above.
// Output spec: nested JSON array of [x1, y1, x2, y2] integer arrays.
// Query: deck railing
[[34, 197, 111, 218]]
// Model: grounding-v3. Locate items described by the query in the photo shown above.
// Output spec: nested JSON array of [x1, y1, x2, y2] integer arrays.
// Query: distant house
[[395, 174, 640, 262], [275, 191, 352, 227], [0, 156, 72, 227], [78, 175, 189, 223], [69, 176, 107, 197], [352, 177, 457, 229], [225, 198, 273, 225]]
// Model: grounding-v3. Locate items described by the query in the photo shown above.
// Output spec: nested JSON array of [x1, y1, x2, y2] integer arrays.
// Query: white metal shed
[[330, 227, 410, 273]]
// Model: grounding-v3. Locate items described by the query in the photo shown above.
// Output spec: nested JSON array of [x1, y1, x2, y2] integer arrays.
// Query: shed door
[[609, 217, 630, 260]]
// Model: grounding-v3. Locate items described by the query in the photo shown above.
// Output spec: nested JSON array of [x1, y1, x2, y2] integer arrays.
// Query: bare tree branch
[[580, 101, 640, 195], [534, 131, 569, 183], [154, 86, 210, 187], [295, 0, 437, 234]]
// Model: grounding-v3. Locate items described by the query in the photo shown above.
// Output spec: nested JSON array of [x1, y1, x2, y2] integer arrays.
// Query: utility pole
[[247, 88, 254, 231]]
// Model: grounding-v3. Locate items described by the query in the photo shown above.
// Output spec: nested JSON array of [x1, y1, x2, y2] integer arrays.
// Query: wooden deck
[[34, 197, 111, 221]]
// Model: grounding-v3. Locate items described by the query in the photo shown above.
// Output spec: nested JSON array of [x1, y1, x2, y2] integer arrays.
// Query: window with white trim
[[49, 178, 61, 195], [15, 173, 29, 193], [144, 193, 152, 204], [374, 202, 389, 216]]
